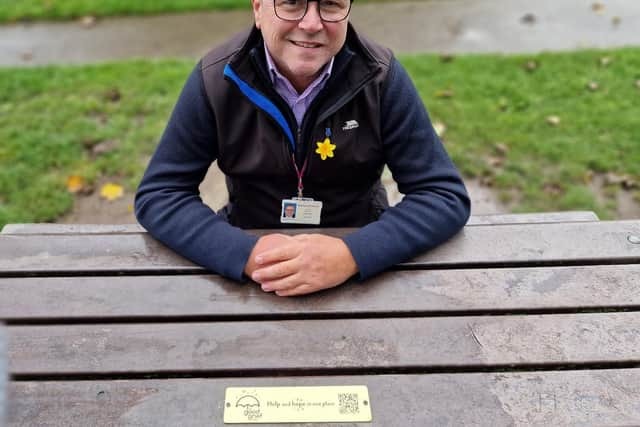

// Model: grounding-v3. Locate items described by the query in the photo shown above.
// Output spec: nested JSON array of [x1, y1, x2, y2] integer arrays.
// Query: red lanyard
[[291, 154, 308, 198]]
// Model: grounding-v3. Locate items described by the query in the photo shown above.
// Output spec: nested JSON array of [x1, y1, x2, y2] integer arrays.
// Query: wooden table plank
[[466, 211, 599, 225], [2, 265, 639, 321], [1, 221, 639, 274], [0, 326, 5, 427], [0, 211, 599, 235], [9, 313, 640, 375], [9, 370, 640, 426]]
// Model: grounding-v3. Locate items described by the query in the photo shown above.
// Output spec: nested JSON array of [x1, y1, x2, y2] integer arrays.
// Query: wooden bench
[[0, 325, 5, 427], [3, 213, 640, 426]]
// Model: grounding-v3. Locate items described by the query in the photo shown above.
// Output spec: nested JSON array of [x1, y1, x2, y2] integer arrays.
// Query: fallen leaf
[[435, 89, 454, 99], [612, 16, 621, 26], [80, 15, 96, 28], [604, 172, 626, 185], [587, 81, 600, 91], [104, 88, 121, 102], [622, 179, 637, 190], [605, 172, 637, 189], [100, 183, 124, 201], [546, 115, 561, 126], [583, 170, 594, 184], [66, 175, 85, 193], [635, 80, 640, 89], [498, 98, 509, 111], [487, 156, 504, 167], [494, 143, 509, 155], [520, 13, 537, 25], [81, 137, 100, 148], [591, 2, 605, 14], [599, 56, 613, 67], [433, 121, 447, 137], [91, 139, 118, 157], [479, 175, 494, 187], [523, 60, 539, 72], [127, 204, 134, 213], [543, 183, 562, 196], [20, 51, 33, 62], [439, 54, 455, 63]]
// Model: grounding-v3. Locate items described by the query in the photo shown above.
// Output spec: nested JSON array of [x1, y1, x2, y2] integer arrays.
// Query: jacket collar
[[227, 23, 382, 90]]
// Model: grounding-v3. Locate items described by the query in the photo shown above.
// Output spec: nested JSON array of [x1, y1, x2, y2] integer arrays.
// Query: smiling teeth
[[294, 41, 319, 48]]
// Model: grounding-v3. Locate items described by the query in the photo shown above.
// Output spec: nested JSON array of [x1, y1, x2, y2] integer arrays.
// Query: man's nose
[[299, 1, 324, 32]]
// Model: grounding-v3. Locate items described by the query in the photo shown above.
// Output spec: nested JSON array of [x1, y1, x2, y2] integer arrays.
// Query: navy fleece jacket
[[135, 57, 470, 282]]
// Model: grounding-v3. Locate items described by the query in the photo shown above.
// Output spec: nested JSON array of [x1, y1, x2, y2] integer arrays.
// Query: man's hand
[[247, 234, 359, 297], [244, 233, 293, 277]]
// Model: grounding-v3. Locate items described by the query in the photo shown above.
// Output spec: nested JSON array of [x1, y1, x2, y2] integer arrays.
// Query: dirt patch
[[58, 167, 507, 224], [58, 166, 229, 225], [58, 178, 137, 224], [383, 172, 506, 215], [589, 174, 640, 219]]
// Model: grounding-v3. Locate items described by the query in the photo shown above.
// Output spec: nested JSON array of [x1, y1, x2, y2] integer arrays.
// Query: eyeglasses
[[274, 0, 352, 23]]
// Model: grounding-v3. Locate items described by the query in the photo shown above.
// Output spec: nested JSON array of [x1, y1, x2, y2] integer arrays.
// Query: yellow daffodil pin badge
[[315, 128, 335, 160]]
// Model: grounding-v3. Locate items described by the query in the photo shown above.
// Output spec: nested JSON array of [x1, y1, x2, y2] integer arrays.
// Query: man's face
[[252, 0, 349, 91], [284, 205, 295, 217]]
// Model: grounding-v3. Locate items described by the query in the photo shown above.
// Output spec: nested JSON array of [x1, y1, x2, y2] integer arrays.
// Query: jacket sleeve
[[343, 58, 471, 279], [134, 63, 258, 281]]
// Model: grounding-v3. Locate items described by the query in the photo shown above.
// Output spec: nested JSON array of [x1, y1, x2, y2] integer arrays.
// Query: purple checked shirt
[[264, 45, 334, 126]]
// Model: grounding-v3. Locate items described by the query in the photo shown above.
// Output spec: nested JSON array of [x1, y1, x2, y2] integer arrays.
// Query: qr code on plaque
[[338, 393, 359, 414]]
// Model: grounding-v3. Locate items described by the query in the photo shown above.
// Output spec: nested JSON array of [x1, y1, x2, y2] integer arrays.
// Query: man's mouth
[[291, 41, 323, 48]]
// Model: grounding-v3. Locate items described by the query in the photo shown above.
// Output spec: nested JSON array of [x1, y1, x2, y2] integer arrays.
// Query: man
[[135, 0, 470, 297], [283, 203, 297, 218]]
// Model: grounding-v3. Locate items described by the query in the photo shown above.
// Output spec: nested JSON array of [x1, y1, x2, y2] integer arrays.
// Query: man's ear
[[251, 0, 262, 29]]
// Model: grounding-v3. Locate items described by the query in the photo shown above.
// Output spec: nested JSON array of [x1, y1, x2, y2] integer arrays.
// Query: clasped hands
[[244, 233, 359, 297]]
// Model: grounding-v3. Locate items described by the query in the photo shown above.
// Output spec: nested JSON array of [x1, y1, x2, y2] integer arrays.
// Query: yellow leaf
[[591, 2, 605, 14], [435, 89, 454, 99], [66, 175, 85, 193], [546, 115, 561, 126], [100, 183, 124, 201], [433, 121, 447, 137], [599, 56, 613, 67]]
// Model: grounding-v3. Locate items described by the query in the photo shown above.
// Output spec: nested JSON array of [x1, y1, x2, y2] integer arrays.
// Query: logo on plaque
[[234, 395, 262, 421]]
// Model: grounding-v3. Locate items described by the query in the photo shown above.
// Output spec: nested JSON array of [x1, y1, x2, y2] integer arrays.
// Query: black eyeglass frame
[[273, 0, 353, 23]]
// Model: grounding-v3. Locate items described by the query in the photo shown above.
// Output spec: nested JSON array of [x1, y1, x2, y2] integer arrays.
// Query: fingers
[[260, 274, 303, 293], [275, 284, 314, 297], [252, 258, 298, 283], [254, 243, 300, 266], [244, 233, 293, 276]]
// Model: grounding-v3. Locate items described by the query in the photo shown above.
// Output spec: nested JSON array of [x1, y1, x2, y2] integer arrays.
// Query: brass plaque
[[224, 385, 372, 424]]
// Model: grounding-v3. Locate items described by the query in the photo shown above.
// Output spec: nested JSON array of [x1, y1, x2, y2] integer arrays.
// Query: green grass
[[0, 59, 193, 226], [0, 0, 251, 22], [402, 49, 640, 218], [1, 48, 639, 228]]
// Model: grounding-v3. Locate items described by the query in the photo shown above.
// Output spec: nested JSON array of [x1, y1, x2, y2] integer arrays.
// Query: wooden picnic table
[[2, 212, 640, 426]]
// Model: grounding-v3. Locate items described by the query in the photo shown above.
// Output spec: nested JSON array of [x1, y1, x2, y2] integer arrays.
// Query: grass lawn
[[1, 48, 639, 228], [0, 0, 250, 22]]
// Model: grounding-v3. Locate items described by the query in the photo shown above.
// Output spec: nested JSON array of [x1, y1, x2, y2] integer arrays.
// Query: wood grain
[[8, 313, 640, 375], [2, 265, 639, 320], [1, 221, 638, 274], [9, 370, 640, 426]]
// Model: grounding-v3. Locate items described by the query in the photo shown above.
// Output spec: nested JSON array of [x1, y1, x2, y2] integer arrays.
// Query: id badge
[[281, 198, 322, 225]]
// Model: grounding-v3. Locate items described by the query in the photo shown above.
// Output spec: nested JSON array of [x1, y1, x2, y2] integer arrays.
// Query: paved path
[[1, 0, 639, 66]]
